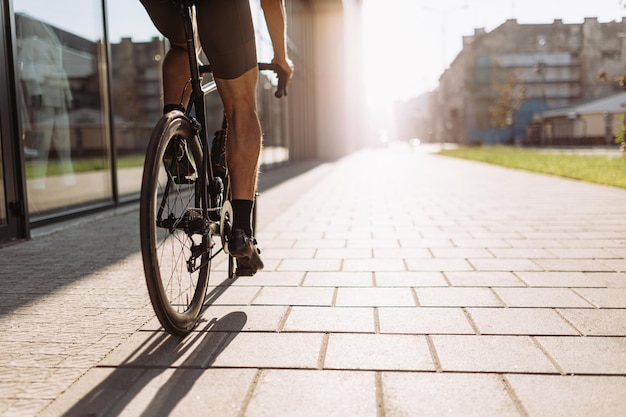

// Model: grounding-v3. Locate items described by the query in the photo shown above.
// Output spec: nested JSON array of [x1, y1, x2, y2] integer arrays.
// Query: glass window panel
[[14, 0, 112, 219], [107, 0, 164, 199], [0, 126, 6, 225]]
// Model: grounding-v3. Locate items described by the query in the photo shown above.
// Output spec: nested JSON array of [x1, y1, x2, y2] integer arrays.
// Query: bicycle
[[139, 0, 287, 336]]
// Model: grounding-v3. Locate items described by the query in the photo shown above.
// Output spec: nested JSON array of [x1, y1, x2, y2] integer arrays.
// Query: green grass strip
[[438, 146, 626, 189], [25, 154, 145, 178]]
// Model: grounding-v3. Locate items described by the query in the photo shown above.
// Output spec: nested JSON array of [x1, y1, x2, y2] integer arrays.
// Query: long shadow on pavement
[[59, 308, 247, 417]]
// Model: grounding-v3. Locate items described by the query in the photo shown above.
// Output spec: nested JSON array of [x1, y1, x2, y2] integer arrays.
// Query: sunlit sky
[[362, 0, 626, 106]]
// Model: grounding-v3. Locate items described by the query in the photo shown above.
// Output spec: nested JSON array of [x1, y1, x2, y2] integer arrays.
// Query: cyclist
[[139, 0, 293, 276]]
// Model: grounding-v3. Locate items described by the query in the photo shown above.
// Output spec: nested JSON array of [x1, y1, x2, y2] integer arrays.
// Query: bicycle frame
[[177, 0, 221, 225]]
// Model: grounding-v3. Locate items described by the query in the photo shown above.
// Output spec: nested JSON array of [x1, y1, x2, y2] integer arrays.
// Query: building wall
[[311, 0, 365, 160], [435, 18, 626, 145], [285, 0, 318, 161]]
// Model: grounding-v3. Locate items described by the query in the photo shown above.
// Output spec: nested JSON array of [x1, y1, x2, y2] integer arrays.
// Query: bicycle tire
[[140, 111, 210, 335]]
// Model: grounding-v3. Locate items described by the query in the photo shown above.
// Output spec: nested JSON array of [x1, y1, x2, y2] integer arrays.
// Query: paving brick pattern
[[1, 147, 626, 416]]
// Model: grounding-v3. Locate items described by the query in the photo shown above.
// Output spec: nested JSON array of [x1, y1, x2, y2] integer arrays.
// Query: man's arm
[[260, 0, 293, 87]]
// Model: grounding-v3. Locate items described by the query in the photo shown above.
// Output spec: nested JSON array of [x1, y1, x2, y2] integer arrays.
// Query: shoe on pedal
[[228, 228, 264, 276]]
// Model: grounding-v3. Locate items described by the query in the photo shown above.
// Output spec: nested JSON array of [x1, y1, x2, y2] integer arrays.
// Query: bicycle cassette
[[220, 200, 233, 254]]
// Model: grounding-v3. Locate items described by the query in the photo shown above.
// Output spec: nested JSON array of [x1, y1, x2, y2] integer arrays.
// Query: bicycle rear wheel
[[140, 111, 211, 335]]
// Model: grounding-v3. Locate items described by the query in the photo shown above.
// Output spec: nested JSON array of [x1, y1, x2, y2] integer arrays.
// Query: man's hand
[[271, 57, 294, 97]]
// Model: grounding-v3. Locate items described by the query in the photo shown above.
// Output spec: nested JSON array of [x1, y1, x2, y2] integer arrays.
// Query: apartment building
[[431, 17, 626, 145]]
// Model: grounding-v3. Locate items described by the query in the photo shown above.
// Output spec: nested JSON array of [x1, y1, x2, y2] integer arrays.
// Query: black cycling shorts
[[140, 0, 257, 79]]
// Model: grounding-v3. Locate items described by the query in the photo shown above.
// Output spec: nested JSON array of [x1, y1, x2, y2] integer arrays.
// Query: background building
[[0, 0, 364, 244], [431, 17, 626, 145]]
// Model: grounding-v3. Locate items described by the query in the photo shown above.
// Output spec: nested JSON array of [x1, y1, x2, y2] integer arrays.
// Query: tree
[[598, 71, 626, 89], [598, 71, 626, 150], [489, 70, 527, 129]]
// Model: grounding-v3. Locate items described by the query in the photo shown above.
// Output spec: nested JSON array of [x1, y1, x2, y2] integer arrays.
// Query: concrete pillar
[[312, 0, 364, 160]]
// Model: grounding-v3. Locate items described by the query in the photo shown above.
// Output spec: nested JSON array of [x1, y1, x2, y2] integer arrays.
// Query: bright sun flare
[[361, 0, 443, 108]]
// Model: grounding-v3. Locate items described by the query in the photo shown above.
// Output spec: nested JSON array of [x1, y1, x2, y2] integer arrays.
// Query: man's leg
[[161, 44, 191, 110], [215, 67, 261, 202], [214, 67, 264, 274]]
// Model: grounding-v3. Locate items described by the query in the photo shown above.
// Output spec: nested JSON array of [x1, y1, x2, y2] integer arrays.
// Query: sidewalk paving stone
[[342, 258, 406, 272], [504, 239, 564, 249], [445, 271, 525, 287], [489, 248, 557, 259], [315, 248, 372, 259], [374, 271, 447, 287], [373, 247, 432, 259], [323, 334, 435, 371], [572, 288, 626, 308], [557, 308, 626, 336], [469, 258, 544, 272], [301, 271, 373, 287], [547, 248, 620, 259], [276, 259, 342, 272], [262, 248, 316, 259], [282, 306, 375, 333], [251, 286, 334, 306], [535, 336, 626, 374], [199, 306, 288, 332], [533, 258, 614, 272], [515, 271, 604, 287], [246, 370, 377, 417], [211, 332, 324, 369], [382, 372, 522, 417], [506, 375, 626, 417], [405, 258, 474, 272], [430, 247, 494, 258], [415, 287, 503, 307], [377, 307, 475, 334], [398, 238, 455, 248], [493, 287, 593, 308], [466, 308, 579, 336], [335, 287, 416, 307], [204, 285, 261, 306], [232, 271, 305, 287], [584, 272, 626, 288], [598, 259, 626, 272], [432, 335, 559, 373]]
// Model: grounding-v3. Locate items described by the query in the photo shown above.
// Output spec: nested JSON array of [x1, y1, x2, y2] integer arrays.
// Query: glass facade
[[107, 0, 163, 200], [14, 0, 112, 220], [1, 0, 324, 241], [0, 125, 5, 226]]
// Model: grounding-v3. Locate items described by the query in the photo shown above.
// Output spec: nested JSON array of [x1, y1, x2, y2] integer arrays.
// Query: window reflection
[[107, 0, 164, 198], [18, 15, 75, 189], [109, 37, 164, 197], [14, 1, 111, 219], [0, 126, 5, 225]]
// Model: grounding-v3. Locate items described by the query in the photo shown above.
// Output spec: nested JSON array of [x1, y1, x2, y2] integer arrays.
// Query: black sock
[[163, 104, 185, 114], [232, 199, 254, 237]]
